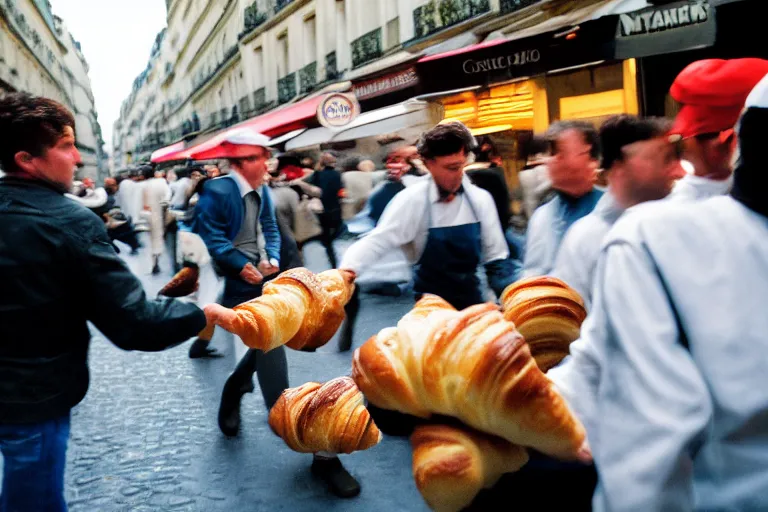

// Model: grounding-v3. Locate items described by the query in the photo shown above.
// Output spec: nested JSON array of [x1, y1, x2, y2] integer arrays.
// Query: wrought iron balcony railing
[[299, 61, 317, 94], [351, 27, 382, 68]]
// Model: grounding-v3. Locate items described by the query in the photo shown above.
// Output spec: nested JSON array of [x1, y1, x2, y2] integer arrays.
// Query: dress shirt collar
[[229, 170, 258, 198]]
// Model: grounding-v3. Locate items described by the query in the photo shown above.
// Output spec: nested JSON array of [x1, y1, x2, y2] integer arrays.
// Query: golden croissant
[[352, 295, 586, 460], [412, 423, 529, 512], [158, 265, 199, 297], [501, 277, 587, 371], [204, 267, 355, 351], [268, 377, 382, 454]]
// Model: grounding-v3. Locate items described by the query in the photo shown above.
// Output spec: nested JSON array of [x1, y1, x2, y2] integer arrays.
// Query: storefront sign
[[462, 49, 541, 74], [614, 0, 716, 59], [317, 93, 360, 129], [618, 1, 710, 38], [353, 67, 419, 101]]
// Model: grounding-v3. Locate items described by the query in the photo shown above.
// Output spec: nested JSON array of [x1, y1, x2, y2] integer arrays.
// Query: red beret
[[670, 58, 768, 139]]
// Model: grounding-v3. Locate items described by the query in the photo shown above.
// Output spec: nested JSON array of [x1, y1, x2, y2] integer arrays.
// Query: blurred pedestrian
[[584, 72, 768, 512], [465, 136, 511, 233], [142, 165, 171, 275], [294, 152, 342, 268], [522, 121, 603, 278], [518, 135, 552, 220], [552, 115, 684, 309], [668, 58, 768, 201], [0, 92, 207, 512]]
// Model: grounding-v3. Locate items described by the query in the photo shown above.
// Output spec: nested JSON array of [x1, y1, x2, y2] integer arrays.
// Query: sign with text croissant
[[317, 93, 361, 130]]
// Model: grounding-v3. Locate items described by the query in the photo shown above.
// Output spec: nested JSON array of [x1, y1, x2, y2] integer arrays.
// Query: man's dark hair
[[0, 93, 76, 173], [139, 165, 155, 180], [417, 122, 475, 160], [175, 167, 190, 179], [547, 120, 601, 160], [523, 135, 550, 161], [600, 115, 672, 170]]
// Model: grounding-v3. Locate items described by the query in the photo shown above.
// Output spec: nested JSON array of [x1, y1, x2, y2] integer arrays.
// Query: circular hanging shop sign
[[317, 93, 360, 129]]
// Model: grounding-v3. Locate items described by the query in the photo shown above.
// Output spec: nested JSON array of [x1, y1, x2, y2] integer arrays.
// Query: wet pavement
[[6, 235, 430, 511]]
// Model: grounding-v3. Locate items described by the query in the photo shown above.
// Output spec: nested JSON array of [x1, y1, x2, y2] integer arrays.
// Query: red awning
[[417, 38, 508, 63], [185, 94, 325, 161], [150, 141, 187, 163]]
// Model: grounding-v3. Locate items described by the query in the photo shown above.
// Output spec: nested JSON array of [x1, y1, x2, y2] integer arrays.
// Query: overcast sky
[[51, 0, 168, 153]]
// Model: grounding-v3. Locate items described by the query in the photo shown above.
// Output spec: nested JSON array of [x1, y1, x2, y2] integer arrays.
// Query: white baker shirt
[[340, 177, 509, 275], [583, 196, 768, 511], [551, 191, 624, 310], [669, 172, 733, 202]]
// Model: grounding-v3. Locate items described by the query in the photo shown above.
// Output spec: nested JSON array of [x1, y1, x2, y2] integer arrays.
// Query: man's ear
[[13, 151, 36, 173]]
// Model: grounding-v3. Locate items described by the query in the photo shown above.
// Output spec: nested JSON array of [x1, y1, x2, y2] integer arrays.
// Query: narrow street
[[60, 238, 426, 511]]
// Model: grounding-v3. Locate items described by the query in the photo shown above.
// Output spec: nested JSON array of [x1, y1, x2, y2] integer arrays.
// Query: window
[[384, 0, 399, 49], [304, 15, 317, 65], [276, 32, 289, 77], [254, 46, 264, 87]]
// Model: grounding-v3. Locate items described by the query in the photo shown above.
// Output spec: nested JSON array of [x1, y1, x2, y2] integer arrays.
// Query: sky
[[50, 0, 169, 154]]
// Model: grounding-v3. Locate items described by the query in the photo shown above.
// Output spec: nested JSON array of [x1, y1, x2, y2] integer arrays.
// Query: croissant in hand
[[204, 268, 355, 351], [501, 277, 586, 371], [268, 377, 382, 454], [412, 424, 528, 512], [158, 265, 199, 298], [352, 295, 587, 460]]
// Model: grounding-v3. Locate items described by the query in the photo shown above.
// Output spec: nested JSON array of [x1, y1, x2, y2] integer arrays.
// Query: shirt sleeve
[[590, 240, 712, 511], [340, 187, 423, 275], [551, 224, 593, 310], [522, 207, 548, 278], [259, 186, 281, 265], [78, 217, 206, 351]]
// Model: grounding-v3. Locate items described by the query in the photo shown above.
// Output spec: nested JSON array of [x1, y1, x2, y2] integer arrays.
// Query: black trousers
[[222, 278, 288, 410], [298, 217, 340, 269]]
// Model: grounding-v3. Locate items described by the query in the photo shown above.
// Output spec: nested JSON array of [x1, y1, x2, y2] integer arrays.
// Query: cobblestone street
[[10, 238, 428, 511]]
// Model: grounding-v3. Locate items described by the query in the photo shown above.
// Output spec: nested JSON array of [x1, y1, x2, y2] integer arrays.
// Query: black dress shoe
[[152, 263, 161, 275], [188, 338, 223, 359], [218, 376, 255, 437], [311, 457, 361, 498]]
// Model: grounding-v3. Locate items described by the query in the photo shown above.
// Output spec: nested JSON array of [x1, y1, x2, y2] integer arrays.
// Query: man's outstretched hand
[[240, 263, 263, 285]]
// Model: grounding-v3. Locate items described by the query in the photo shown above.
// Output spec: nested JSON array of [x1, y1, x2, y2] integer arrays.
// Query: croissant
[[158, 265, 199, 297], [268, 377, 382, 454], [412, 424, 529, 512], [501, 277, 587, 371], [204, 267, 355, 351], [352, 295, 586, 460]]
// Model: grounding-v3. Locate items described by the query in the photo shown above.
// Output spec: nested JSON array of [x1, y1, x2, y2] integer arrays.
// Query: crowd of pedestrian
[[3, 56, 768, 511]]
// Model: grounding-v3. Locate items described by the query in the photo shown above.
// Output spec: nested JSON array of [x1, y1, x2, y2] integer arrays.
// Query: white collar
[[229, 170, 254, 198], [681, 172, 734, 193]]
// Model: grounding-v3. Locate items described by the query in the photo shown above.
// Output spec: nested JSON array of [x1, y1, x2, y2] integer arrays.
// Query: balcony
[[191, 45, 240, 94], [351, 28, 382, 69], [500, 0, 538, 15], [275, 0, 294, 12], [278, 73, 297, 104], [240, 1, 269, 39], [325, 51, 339, 81], [413, 0, 490, 39], [299, 61, 317, 94]]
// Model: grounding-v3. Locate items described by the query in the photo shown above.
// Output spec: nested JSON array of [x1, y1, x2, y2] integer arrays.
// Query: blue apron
[[413, 183, 484, 310]]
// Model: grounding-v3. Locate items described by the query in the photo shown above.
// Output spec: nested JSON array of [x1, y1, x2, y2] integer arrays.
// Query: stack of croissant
[[501, 276, 587, 371], [204, 267, 355, 351], [268, 377, 382, 454], [352, 290, 588, 511]]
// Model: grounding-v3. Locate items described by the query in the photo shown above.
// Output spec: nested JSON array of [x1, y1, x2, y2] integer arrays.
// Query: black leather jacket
[[0, 177, 206, 424]]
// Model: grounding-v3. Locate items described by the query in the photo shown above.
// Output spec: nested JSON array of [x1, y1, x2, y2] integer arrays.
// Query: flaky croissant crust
[[352, 295, 585, 459], [268, 376, 382, 454]]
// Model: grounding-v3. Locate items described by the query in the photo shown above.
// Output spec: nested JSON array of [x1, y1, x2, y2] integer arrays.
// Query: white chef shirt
[[340, 177, 509, 275], [583, 196, 768, 511], [551, 191, 624, 310], [669, 172, 733, 202]]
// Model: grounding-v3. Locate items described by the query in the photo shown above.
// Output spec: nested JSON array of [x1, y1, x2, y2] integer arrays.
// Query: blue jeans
[[0, 414, 70, 512]]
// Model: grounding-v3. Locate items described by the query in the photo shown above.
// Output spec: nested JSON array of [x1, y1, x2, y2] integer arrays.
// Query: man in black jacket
[[0, 93, 207, 511]]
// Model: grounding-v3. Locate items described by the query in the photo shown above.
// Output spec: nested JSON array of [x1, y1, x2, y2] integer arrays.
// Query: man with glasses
[[668, 58, 768, 202], [522, 121, 603, 278]]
